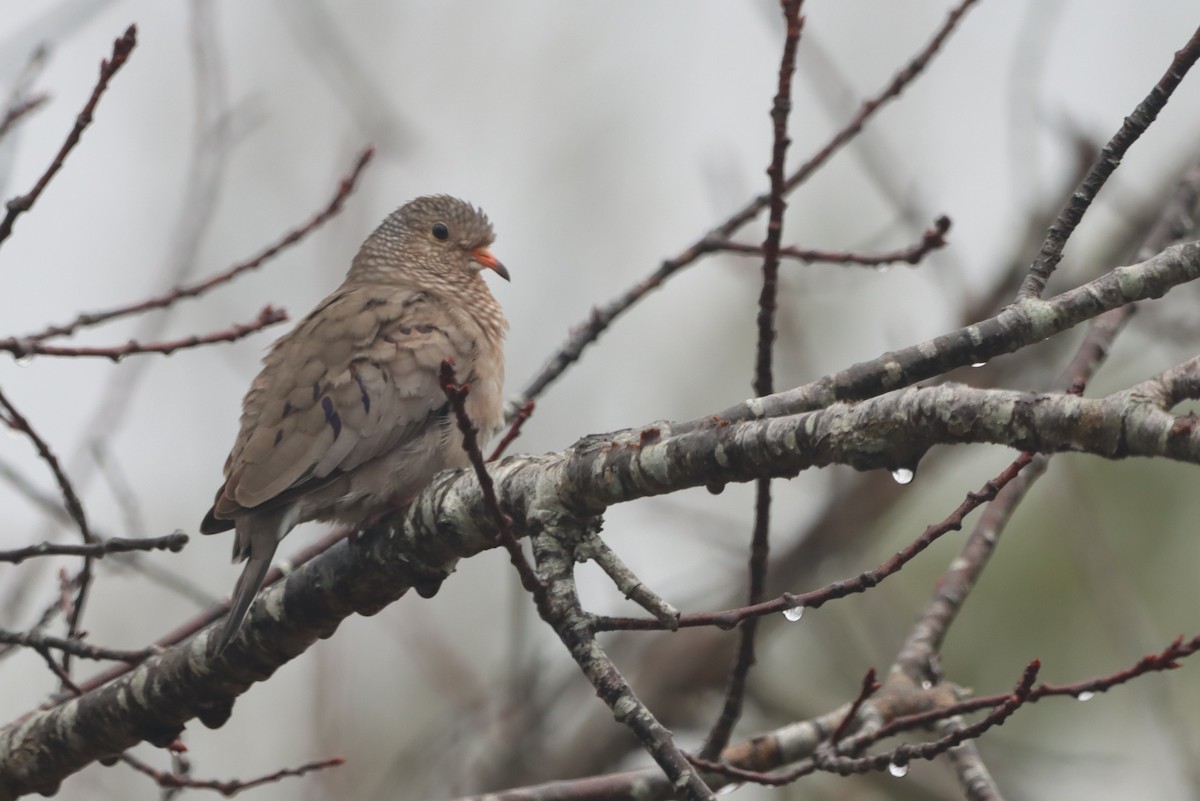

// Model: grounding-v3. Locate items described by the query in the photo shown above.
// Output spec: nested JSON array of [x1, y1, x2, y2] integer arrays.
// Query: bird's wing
[[202, 284, 482, 528]]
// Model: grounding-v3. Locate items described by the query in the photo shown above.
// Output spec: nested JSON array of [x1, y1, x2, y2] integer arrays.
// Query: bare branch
[[703, 0, 805, 761], [2, 306, 289, 361], [0, 630, 153, 664], [120, 752, 344, 797], [9, 147, 373, 345], [1018, 23, 1200, 298], [716, 214, 951, 267], [0, 532, 187, 564], [0, 26, 137, 249], [515, 0, 980, 409]]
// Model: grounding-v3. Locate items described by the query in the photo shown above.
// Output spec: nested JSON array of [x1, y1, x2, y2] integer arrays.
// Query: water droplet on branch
[[890, 467, 914, 485], [782, 605, 805, 622]]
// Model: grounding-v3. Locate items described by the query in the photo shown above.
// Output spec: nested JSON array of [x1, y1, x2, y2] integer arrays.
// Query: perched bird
[[201, 195, 509, 655]]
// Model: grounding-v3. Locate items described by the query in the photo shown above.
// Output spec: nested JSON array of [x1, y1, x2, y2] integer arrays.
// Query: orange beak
[[472, 247, 510, 281]]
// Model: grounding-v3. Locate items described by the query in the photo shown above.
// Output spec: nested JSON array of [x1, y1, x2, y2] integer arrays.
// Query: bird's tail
[[212, 554, 272, 656]]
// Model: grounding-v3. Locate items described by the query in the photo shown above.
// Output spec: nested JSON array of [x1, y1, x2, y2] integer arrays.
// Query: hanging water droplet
[[15, 354, 33, 367], [971, 361, 987, 368], [890, 467, 914, 485], [920, 679, 933, 690], [888, 760, 909, 778], [782, 605, 805, 622], [1076, 690, 1095, 702], [876, 265, 893, 274], [716, 782, 744, 795]]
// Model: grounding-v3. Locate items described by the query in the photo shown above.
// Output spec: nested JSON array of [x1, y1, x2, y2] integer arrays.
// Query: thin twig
[[0, 532, 187, 564], [830, 669, 880, 745], [489, 399, 535, 461], [12, 147, 374, 345], [3, 306, 288, 361], [439, 361, 547, 604], [514, 0, 981, 410], [0, 388, 93, 544], [0, 26, 137, 249], [32, 646, 83, 696], [592, 452, 1035, 633], [0, 95, 49, 142], [449, 634, 1200, 800], [870, 634, 1200, 745], [701, 0, 804, 761], [441, 360, 713, 799], [0, 384, 97, 678], [0, 629, 154, 663], [54, 528, 352, 701], [120, 753, 345, 796], [691, 661, 1038, 787], [1018, 23, 1200, 298], [716, 214, 951, 266]]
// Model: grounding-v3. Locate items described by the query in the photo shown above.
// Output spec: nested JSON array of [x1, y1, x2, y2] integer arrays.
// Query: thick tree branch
[[706, 239, 1200, 427], [3, 241, 1200, 798]]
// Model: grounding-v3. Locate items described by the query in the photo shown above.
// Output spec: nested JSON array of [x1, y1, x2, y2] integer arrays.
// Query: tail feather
[[209, 506, 296, 657], [212, 553, 273, 656]]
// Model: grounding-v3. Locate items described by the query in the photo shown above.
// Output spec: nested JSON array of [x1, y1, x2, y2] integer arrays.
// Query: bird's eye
[[431, 223, 449, 241]]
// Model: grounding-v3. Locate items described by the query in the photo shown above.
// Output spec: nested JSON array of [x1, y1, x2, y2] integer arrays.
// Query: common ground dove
[[201, 195, 508, 654]]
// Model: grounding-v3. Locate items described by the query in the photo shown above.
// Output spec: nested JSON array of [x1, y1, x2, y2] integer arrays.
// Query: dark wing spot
[[415, 323, 437, 334], [397, 325, 412, 336], [361, 297, 387, 311], [282, 401, 294, 418], [350, 366, 371, 413], [322, 396, 342, 440], [312, 381, 321, 401], [274, 430, 283, 446], [401, 292, 429, 309]]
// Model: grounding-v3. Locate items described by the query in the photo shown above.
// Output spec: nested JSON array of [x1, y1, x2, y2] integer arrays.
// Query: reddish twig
[[0, 384, 96, 679], [3, 306, 288, 361], [984, 634, 1196, 710], [717, 214, 951, 267], [0, 26, 137, 249], [818, 661, 1039, 779], [32, 647, 84, 697], [892, 303, 1135, 684], [13, 147, 374, 345], [439, 361, 548, 606], [440, 631, 1200, 798], [51, 528, 352, 702], [783, 0, 979, 200], [0, 532, 187, 564], [0, 387, 93, 545], [515, 0, 980, 411], [490, 399, 535, 461], [441, 361, 713, 799], [593, 451, 1036, 633], [120, 753, 345, 796], [1018, 23, 1200, 299], [0, 95, 49, 141], [830, 668, 881, 745], [0, 629, 154, 664], [701, 1, 805, 761], [692, 660, 1038, 788], [868, 634, 1200, 747]]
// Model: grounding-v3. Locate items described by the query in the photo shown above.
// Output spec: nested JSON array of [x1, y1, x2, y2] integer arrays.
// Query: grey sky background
[[2, 2, 1199, 799]]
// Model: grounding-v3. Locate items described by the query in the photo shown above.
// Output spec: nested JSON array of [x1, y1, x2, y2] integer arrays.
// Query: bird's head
[[351, 195, 509, 287]]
